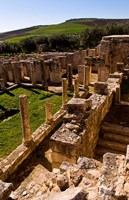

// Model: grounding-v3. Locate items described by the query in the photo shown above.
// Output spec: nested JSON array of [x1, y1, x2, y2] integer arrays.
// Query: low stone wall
[[0, 109, 66, 181], [50, 73, 123, 168]]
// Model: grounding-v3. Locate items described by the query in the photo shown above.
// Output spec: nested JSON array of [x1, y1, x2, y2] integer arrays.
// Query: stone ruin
[[1, 35, 129, 199], [0, 50, 86, 91]]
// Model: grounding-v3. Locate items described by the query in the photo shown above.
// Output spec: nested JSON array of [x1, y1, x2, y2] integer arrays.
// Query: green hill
[[1, 18, 129, 43], [4, 23, 87, 43]]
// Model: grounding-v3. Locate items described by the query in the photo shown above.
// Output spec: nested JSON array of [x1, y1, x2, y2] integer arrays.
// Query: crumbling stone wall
[[50, 73, 122, 168], [3, 152, 129, 200], [99, 35, 129, 72]]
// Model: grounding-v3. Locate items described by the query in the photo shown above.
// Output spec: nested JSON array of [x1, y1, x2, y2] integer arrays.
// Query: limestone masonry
[[1, 35, 129, 199]]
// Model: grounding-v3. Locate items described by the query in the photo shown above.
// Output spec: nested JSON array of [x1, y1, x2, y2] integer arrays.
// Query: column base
[[46, 118, 53, 125], [22, 139, 34, 147]]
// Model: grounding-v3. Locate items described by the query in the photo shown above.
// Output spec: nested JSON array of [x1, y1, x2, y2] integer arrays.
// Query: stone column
[[78, 65, 85, 85], [30, 62, 36, 86], [62, 78, 68, 107], [84, 66, 90, 89], [40, 60, 48, 90], [117, 62, 124, 72], [49, 61, 62, 84], [19, 95, 33, 146], [67, 64, 73, 89], [73, 78, 79, 98], [58, 56, 67, 69], [12, 62, 20, 84], [0, 78, 6, 90], [115, 86, 121, 105], [102, 53, 108, 64], [67, 53, 74, 66], [45, 102, 53, 124], [0, 64, 7, 85], [98, 65, 109, 82], [19, 61, 25, 81], [109, 53, 114, 74]]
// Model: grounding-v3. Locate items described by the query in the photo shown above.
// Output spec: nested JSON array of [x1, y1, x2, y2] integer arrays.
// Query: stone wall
[[99, 35, 129, 73], [50, 73, 123, 168]]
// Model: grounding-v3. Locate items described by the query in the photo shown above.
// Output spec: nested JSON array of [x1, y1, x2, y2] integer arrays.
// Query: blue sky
[[1, 0, 129, 33]]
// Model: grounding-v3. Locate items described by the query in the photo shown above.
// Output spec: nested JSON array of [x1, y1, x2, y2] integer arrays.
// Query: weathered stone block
[[56, 173, 69, 191], [50, 125, 80, 156], [0, 180, 13, 200], [99, 153, 126, 198], [77, 157, 97, 169], [117, 62, 124, 72], [47, 187, 87, 200], [94, 82, 109, 95], [66, 98, 88, 113]]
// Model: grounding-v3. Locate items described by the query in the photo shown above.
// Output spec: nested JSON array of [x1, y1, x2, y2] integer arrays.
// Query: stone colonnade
[[0, 47, 121, 91], [0, 50, 88, 91], [18, 74, 88, 147]]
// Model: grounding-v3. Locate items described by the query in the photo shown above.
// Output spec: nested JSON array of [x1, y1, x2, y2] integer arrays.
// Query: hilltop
[[66, 18, 129, 26], [1, 18, 129, 43]]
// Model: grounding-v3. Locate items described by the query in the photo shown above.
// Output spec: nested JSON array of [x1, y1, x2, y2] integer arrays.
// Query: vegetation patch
[[0, 87, 63, 158], [6, 23, 87, 43]]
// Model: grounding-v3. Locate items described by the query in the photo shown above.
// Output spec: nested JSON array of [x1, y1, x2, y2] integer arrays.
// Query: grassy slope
[[5, 18, 129, 43], [6, 23, 87, 43], [0, 87, 63, 158]]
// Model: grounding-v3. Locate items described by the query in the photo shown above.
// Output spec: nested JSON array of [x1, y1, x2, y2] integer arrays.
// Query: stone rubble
[[5, 154, 129, 200]]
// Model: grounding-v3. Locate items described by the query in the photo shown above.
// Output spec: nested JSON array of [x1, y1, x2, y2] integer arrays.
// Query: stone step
[[97, 138, 127, 152], [95, 146, 125, 156], [101, 122, 129, 136], [101, 132, 129, 144]]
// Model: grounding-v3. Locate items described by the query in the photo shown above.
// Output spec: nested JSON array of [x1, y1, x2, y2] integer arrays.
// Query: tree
[[81, 26, 105, 48], [20, 37, 36, 53]]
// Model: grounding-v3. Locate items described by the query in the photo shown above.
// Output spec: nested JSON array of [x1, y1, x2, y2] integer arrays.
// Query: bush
[[0, 42, 21, 55], [81, 22, 129, 49], [19, 37, 36, 53], [49, 34, 80, 51]]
